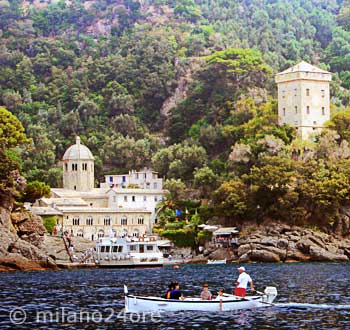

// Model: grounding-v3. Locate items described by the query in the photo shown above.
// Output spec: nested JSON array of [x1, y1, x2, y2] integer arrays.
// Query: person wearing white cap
[[234, 266, 255, 297]]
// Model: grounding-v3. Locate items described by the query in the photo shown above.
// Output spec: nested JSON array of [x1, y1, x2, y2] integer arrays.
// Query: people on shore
[[200, 283, 212, 300], [234, 266, 255, 297]]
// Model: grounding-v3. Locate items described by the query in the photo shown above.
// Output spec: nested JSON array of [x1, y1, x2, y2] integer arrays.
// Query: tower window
[[283, 108, 286, 116], [321, 90, 325, 97], [306, 106, 310, 114], [282, 90, 285, 99], [124, 196, 127, 202], [132, 196, 135, 202], [65, 163, 68, 171], [306, 89, 310, 96], [74, 185, 76, 190], [294, 88, 297, 96], [295, 106, 298, 114], [322, 107, 325, 115], [72, 164, 75, 171]]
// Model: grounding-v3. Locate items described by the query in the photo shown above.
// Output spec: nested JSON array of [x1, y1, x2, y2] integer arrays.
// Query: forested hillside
[[3, 0, 350, 236]]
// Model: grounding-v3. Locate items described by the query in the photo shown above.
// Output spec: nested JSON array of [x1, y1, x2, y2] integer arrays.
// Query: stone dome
[[62, 136, 94, 160]]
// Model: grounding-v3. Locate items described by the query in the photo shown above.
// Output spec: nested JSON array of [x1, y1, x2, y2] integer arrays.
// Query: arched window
[[72, 217, 80, 226], [121, 216, 127, 226], [137, 217, 144, 225], [86, 216, 93, 226], [98, 230, 104, 238], [77, 229, 84, 237], [132, 229, 139, 237], [104, 216, 111, 226], [65, 163, 68, 171]]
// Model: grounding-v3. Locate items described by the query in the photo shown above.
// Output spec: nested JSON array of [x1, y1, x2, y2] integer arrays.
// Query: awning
[[213, 227, 239, 235]]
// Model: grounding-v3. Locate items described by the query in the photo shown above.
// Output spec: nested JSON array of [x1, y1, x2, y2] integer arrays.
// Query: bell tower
[[62, 136, 94, 191]]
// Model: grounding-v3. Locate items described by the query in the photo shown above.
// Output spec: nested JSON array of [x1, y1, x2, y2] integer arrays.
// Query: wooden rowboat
[[124, 286, 277, 312]]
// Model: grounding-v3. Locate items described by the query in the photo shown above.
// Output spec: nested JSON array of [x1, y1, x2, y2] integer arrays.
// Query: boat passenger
[[164, 281, 176, 299], [200, 283, 212, 300], [170, 282, 183, 300], [234, 266, 255, 297], [215, 289, 224, 300]]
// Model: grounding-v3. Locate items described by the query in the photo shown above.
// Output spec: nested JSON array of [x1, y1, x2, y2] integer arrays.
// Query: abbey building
[[31, 137, 166, 241]]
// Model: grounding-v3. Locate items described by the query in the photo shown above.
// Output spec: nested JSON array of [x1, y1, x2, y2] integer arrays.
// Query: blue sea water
[[0, 263, 349, 329]]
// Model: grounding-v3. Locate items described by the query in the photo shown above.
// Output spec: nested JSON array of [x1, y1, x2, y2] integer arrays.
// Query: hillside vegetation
[[2, 0, 350, 239]]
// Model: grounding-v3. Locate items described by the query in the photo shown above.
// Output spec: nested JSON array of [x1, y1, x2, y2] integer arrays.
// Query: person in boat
[[170, 282, 184, 300], [234, 266, 255, 297], [215, 289, 224, 300], [164, 281, 176, 299], [200, 283, 212, 300]]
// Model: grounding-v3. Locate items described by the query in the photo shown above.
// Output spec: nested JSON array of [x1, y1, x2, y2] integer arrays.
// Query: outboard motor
[[262, 286, 278, 304]]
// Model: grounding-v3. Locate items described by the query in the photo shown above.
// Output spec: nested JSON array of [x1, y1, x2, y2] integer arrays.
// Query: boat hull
[[125, 295, 268, 312]]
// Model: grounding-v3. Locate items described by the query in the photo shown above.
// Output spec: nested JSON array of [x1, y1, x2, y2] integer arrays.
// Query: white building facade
[[32, 137, 166, 240], [275, 61, 332, 140]]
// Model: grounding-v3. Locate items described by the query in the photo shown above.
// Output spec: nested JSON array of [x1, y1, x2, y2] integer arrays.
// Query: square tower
[[275, 61, 332, 140]]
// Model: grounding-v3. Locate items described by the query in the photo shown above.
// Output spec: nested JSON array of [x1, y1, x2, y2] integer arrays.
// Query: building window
[[122, 176, 126, 182], [132, 196, 135, 202], [132, 231, 139, 237], [144, 173, 147, 179], [321, 89, 325, 97], [82, 163, 87, 171], [86, 216, 93, 226], [104, 217, 111, 226], [124, 196, 127, 202], [121, 217, 127, 226], [73, 217, 80, 226], [322, 107, 325, 115], [306, 88, 310, 96], [283, 108, 286, 116], [109, 176, 113, 182], [138, 217, 144, 225], [282, 90, 285, 98], [143, 196, 147, 202], [98, 230, 104, 238], [136, 173, 139, 179], [74, 185, 77, 190], [313, 121, 317, 125], [153, 182, 158, 189], [72, 164, 75, 171], [77, 230, 84, 237], [65, 163, 68, 171], [295, 106, 297, 114], [306, 106, 310, 114], [294, 88, 297, 96]]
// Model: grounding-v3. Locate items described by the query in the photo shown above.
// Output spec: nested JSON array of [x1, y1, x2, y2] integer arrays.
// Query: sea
[[0, 263, 349, 329]]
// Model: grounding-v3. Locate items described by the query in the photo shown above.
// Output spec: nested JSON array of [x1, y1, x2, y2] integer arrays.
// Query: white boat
[[95, 237, 164, 268], [207, 259, 227, 265], [124, 286, 278, 312]]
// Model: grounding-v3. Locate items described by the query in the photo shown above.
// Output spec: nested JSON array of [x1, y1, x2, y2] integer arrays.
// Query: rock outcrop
[[0, 176, 58, 272], [236, 222, 350, 263]]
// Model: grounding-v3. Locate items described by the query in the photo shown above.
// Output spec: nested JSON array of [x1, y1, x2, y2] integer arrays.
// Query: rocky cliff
[[0, 173, 58, 272], [236, 222, 350, 263]]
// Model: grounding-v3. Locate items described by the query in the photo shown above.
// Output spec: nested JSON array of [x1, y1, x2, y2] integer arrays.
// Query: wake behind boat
[[124, 286, 278, 312]]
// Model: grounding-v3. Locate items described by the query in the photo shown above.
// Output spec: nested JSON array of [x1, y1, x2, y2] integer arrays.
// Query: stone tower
[[62, 136, 94, 191], [275, 61, 332, 140]]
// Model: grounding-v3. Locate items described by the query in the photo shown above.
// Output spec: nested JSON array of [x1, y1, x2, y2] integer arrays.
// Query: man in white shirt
[[234, 266, 255, 297]]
